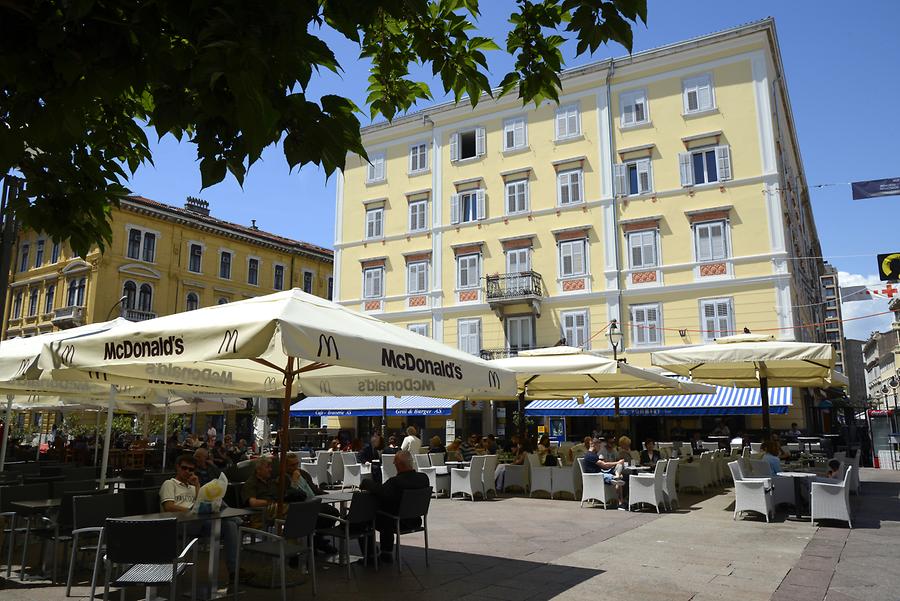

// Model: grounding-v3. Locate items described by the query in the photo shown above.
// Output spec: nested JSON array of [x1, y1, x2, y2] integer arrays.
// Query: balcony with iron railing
[[124, 308, 157, 322], [484, 271, 543, 317], [51, 306, 85, 329]]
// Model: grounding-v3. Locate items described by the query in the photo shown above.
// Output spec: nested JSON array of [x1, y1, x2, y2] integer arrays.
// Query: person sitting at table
[[640, 439, 661, 467], [710, 418, 730, 437], [382, 435, 400, 455], [211, 440, 231, 469], [537, 434, 557, 466], [617, 436, 633, 462], [459, 434, 479, 461], [760, 441, 783, 476], [328, 438, 342, 453], [787, 423, 803, 439], [445, 438, 463, 462], [582, 438, 626, 507], [283, 454, 341, 551], [232, 438, 250, 462], [400, 426, 423, 455], [193, 447, 222, 485], [360, 450, 430, 564], [690, 431, 705, 455], [428, 435, 446, 456], [485, 434, 499, 455], [360, 433, 384, 464], [769, 433, 791, 460], [568, 436, 592, 465], [160, 454, 243, 582]]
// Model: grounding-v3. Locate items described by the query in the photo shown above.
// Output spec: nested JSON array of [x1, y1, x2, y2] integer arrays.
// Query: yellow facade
[[334, 20, 823, 433]]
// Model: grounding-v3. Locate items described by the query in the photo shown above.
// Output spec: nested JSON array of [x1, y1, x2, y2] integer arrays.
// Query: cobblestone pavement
[[1, 468, 897, 601]]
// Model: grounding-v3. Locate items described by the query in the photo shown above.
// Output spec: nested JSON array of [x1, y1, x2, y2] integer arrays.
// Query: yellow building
[[334, 19, 827, 438]]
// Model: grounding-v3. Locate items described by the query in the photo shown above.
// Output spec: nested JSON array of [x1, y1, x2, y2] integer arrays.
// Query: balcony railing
[[124, 308, 157, 322], [51, 306, 85, 329], [485, 271, 543, 301], [480, 348, 519, 360]]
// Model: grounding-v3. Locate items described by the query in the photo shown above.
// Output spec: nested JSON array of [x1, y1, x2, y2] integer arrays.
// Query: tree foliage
[[0, 0, 646, 255]]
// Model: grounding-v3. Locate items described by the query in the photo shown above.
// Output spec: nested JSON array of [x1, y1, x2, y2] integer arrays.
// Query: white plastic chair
[[728, 461, 774, 522], [811, 467, 853, 528], [750, 442, 762, 453], [328, 452, 344, 486], [701, 441, 718, 452], [663, 458, 679, 510], [678, 452, 710, 493], [501, 464, 529, 493], [550, 465, 577, 499], [577, 458, 616, 509], [741, 459, 794, 507], [417, 456, 449, 498], [381, 455, 398, 481], [629, 460, 667, 513], [340, 452, 364, 490], [481, 455, 499, 499], [413, 454, 431, 470], [527, 453, 553, 498], [310, 451, 331, 487], [428, 453, 448, 476], [843, 453, 860, 494], [450, 455, 485, 501], [741, 447, 751, 459]]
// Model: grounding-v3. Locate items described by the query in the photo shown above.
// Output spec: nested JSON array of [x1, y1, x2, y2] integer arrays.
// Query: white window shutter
[[715, 145, 732, 181], [450, 194, 460, 224], [613, 163, 628, 196], [475, 127, 486, 156], [476, 189, 486, 220], [678, 152, 694, 187], [450, 133, 459, 162], [711, 224, 726, 259], [520, 119, 527, 147], [637, 159, 652, 193], [408, 148, 414, 173], [524, 180, 530, 211]]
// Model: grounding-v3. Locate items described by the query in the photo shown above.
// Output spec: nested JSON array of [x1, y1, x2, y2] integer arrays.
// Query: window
[[327, 277, 333, 301], [248, 258, 259, 286], [273, 264, 285, 290], [186, 292, 199, 311], [555, 105, 580, 139], [457, 254, 480, 289], [630, 304, 661, 347], [628, 229, 658, 269], [126, 229, 141, 259], [503, 117, 527, 150], [219, 251, 232, 279], [138, 284, 152, 312], [561, 310, 589, 349], [620, 89, 648, 126], [557, 169, 583, 205], [19, 244, 29, 272], [407, 261, 428, 294], [303, 271, 313, 293], [700, 298, 734, 341], [506, 247, 530, 275], [363, 267, 384, 299], [366, 152, 385, 183], [505, 179, 529, 214], [142, 232, 156, 262], [28, 289, 39, 317], [683, 74, 714, 114], [694, 221, 728, 262], [408, 200, 427, 232], [44, 285, 54, 314], [614, 159, 652, 196], [458, 319, 481, 356], [408, 143, 428, 173], [51, 241, 60, 263], [188, 244, 203, 273], [407, 323, 429, 337], [506, 316, 534, 352], [449, 189, 485, 224], [12, 292, 22, 319], [34, 240, 44, 268], [365, 207, 383, 239], [217, 297, 229, 305], [67, 278, 86, 306], [679, 145, 732, 186], [449, 127, 485, 161], [123, 281, 137, 310], [126, 228, 156, 262], [559, 239, 586, 278]]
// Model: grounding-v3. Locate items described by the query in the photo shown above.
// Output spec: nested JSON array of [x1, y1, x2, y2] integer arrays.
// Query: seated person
[[710, 418, 730, 437], [690, 432, 705, 456], [617, 436, 633, 463], [640, 439, 661, 467], [284, 453, 341, 545], [382, 436, 400, 455], [582, 438, 626, 507], [568, 436, 592, 465], [760, 441, 783, 476], [769, 434, 791, 460], [485, 434, 498, 455], [427, 435, 446, 457], [193, 447, 222, 485], [825, 459, 843, 479], [459, 434, 478, 461], [360, 450, 430, 563], [787, 423, 803, 439], [537, 434, 557, 466], [445, 438, 463, 462], [160, 455, 241, 581]]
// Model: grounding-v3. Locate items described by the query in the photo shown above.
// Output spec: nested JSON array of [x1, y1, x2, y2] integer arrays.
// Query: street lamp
[[106, 294, 129, 320], [607, 319, 625, 362]]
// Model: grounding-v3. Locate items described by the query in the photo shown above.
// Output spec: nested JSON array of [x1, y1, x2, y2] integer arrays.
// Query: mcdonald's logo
[[60, 344, 76, 365], [219, 329, 239, 354], [14, 358, 29, 377], [87, 371, 108, 381], [319, 380, 333, 394], [263, 376, 278, 391], [317, 334, 339, 360], [488, 370, 501, 390]]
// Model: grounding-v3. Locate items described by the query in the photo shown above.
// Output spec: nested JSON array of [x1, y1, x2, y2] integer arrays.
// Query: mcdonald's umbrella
[[37, 288, 517, 504], [651, 333, 843, 432]]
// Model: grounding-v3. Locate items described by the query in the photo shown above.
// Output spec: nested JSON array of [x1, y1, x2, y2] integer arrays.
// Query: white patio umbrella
[[39, 289, 517, 503], [651, 333, 845, 432]]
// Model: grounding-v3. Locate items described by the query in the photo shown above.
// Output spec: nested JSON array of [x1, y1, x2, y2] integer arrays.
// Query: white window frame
[[699, 297, 734, 342], [124, 225, 160, 263], [557, 168, 583, 206], [679, 145, 732, 187], [407, 260, 428, 295], [456, 253, 481, 290], [218, 249, 234, 280], [363, 267, 384, 299], [272, 263, 285, 290], [407, 323, 429, 337], [555, 104, 581, 140], [560, 310, 589, 350], [247, 256, 260, 286], [186, 292, 200, 311], [627, 229, 658, 269], [365, 206, 384, 239], [449, 189, 485, 224], [408, 142, 428, 174], [366, 152, 386, 183], [503, 117, 527, 151], [620, 89, 649, 127], [682, 73, 715, 114], [630, 303, 662, 347], [457, 318, 482, 356], [187, 241, 204, 274], [449, 127, 486, 162], [505, 315, 535, 352], [693, 220, 729, 263], [505, 179, 529, 214], [408, 199, 427, 232], [558, 239, 587, 278]]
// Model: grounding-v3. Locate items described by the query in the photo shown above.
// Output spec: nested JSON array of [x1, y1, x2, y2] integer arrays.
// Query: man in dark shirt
[[361, 450, 430, 563], [459, 434, 478, 461], [193, 448, 222, 485], [582, 439, 626, 508]]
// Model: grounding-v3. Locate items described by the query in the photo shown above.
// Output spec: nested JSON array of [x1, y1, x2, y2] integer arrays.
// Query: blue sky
[[127, 1, 900, 339]]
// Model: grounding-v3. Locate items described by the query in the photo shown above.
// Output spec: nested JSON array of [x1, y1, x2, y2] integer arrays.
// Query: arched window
[[217, 297, 229, 305], [12, 292, 23, 318], [186, 292, 199, 311], [28, 289, 39, 316], [123, 280, 137, 310], [44, 284, 55, 314], [67, 277, 86, 306], [138, 284, 153, 312]]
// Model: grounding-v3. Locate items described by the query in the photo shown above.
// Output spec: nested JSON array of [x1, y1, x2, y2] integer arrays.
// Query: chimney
[[184, 196, 210, 216], [251, 219, 258, 230]]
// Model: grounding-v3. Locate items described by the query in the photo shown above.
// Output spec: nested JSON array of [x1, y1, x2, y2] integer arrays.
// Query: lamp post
[[607, 320, 625, 418], [106, 294, 129, 320]]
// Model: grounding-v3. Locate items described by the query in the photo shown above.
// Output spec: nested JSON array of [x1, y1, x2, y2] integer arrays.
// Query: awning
[[290, 396, 460, 417], [525, 384, 792, 417]]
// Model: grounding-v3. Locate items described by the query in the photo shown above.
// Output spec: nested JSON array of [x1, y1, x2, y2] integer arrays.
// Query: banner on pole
[[852, 177, 900, 200]]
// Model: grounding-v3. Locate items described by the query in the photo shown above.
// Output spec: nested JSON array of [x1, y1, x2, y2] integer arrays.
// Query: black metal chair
[[0, 482, 51, 579], [234, 499, 322, 601], [378, 487, 432, 573], [315, 491, 378, 578], [122, 486, 160, 516], [142, 472, 174, 488], [102, 517, 198, 601], [67, 493, 126, 598]]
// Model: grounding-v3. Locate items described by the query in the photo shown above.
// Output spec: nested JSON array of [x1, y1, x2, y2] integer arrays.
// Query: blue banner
[[852, 177, 900, 200]]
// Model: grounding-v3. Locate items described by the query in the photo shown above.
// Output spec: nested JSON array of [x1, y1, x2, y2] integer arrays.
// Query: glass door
[[506, 316, 534, 354], [506, 248, 530, 295]]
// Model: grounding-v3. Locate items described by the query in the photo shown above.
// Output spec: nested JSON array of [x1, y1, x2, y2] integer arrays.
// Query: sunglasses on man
[[178, 465, 195, 472]]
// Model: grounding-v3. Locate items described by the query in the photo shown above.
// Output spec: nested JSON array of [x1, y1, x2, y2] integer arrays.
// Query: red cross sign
[[882, 284, 898, 298]]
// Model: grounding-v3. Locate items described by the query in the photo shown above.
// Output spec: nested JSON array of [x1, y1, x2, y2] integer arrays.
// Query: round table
[[777, 471, 817, 519]]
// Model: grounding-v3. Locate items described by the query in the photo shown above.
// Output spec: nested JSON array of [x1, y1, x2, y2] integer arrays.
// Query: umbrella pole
[[276, 357, 295, 513], [161, 402, 169, 473], [99, 385, 116, 489], [518, 391, 526, 442], [760, 376, 771, 436], [382, 395, 387, 440], [0, 395, 12, 472]]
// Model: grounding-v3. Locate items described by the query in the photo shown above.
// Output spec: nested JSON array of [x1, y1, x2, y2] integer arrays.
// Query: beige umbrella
[[651, 333, 845, 432]]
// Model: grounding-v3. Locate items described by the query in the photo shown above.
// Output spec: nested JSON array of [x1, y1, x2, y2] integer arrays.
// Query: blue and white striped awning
[[525, 384, 792, 417], [290, 396, 459, 417]]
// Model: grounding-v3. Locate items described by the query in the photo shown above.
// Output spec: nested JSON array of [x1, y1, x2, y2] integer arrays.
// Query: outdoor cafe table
[[777, 471, 817, 519], [316, 492, 356, 565]]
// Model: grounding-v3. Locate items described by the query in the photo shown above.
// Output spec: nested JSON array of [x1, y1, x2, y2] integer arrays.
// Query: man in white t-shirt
[[400, 426, 422, 455], [207, 424, 217, 442]]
